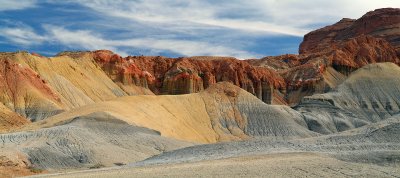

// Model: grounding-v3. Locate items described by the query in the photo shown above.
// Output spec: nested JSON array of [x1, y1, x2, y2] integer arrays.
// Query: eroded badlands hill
[[5, 63, 400, 177], [249, 8, 400, 105], [0, 82, 317, 177], [0, 7, 399, 178], [0, 8, 398, 120], [23, 82, 316, 144], [296, 62, 400, 134]]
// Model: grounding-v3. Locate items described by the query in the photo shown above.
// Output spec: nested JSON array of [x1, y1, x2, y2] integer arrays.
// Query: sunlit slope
[[0, 52, 64, 121], [0, 102, 29, 133], [15, 52, 128, 108], [0, 52, 153, 121], [24, 82, 316, 143]]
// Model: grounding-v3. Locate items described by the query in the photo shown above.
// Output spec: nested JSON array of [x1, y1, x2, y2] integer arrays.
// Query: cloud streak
[[0, 25, 257, 58], [47, 25, 257, 58], [1, 1, 399, 58], [0, 27, 45, 46], [72, 0, 400, 36], [0, 0, 37, 11], [73, 0, 309, 36]]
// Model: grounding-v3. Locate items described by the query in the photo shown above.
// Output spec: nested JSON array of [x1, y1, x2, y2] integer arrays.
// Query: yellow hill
[[23, 82, 315, 143]]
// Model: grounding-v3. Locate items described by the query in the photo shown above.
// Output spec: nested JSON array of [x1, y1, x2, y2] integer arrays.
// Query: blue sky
[[0, 0, 399, 59]]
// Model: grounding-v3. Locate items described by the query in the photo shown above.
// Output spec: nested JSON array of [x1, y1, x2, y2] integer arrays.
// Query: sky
[[0, 0, 399, 59]]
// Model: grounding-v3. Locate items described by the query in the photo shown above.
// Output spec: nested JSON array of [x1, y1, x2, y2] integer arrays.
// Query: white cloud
[[0, 27, 46, 45], [72, 0, 308, 36], [2, 1, 399, 58], [0, 0, 37, 11], [44, 25, 257, 58], [120, 38, 257, 59], [72, 0, 400, 37], [45, 26, 116, 50], [253, 0, 400, 27]]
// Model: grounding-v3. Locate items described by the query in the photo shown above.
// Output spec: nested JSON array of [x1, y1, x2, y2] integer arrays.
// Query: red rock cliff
[[91, 51, 285, 104], [300, 8, 400, 56], [63, 8, 400, 106], [251, 8, 400, 105]]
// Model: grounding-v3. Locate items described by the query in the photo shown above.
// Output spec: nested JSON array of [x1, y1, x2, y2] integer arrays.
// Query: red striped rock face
[[299, 18, 355, 54], [91, 51, 285, 104], [62, 8, 400, 106], [0, 53, 64, 120], [250, 8, 400, 105], [300, 8, 400, 56]]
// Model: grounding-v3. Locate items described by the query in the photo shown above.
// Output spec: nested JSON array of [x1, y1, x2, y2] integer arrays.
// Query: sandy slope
[[30, 152, 400, 178], [14, 52, 129, 108], [0, 52, 154, 122], [0, 103, 29, 133], [20, 82, 316, 143]]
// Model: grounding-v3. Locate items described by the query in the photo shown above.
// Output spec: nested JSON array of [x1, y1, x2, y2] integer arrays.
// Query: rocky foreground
[[0, 8, 399, 178]]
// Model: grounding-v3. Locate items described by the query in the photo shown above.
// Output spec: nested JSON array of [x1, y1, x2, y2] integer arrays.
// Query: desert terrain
[[0, 8, 399, 178]]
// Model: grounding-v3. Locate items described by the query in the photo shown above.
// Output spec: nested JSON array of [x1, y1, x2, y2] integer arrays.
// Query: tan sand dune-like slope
[[0, 53, 64, 121], [14, 52, 128, 108], [0, 103, 29, 133], [24, 82, 316, 143], [28, 94, 218, 143], [0, 52, 154, 121]]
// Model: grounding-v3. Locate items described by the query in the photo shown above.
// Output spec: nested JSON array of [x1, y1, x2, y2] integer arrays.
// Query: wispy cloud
[[45, 25, 118, 51], [72, 0, 309, 37], [71, 0, 400, 36], [0, 0, 37, 11], [0, 27, 45, 46], [1, 1, 399, 58], [45, 25, 257, 58], [0, 24, 256, 58]]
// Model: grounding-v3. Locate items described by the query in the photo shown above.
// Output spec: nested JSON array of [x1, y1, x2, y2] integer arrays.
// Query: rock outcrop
[[1, 8, 400, 177], [249, 34, 399, 105], [90, 51, 285, 104], [249, 8, 400, 105], [54, 8, 400, 106], [300, 8, 400, 56], [0, 8, 399, 124]]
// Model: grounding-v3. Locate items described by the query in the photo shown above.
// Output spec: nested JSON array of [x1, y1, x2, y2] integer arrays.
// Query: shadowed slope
[[0, 113, 193, 174], [296, 62, 400, 134], [127, 114, 400, 168], [37, 114, 400, 178]]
